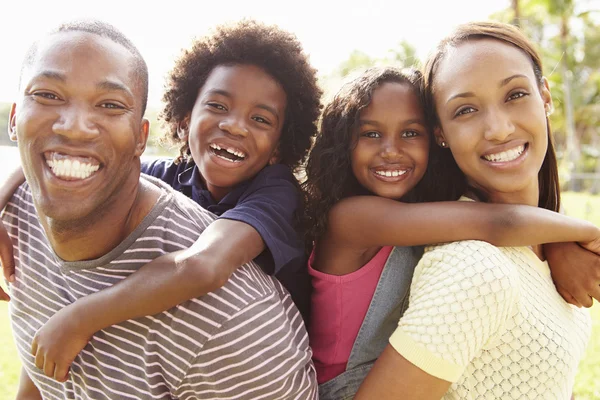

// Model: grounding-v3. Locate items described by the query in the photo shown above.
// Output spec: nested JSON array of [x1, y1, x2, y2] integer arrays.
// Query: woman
[[355, 21, 593, 399]]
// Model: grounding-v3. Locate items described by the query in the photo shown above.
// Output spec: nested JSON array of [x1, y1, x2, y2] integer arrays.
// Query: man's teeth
[[483, 145, 525, 163], [375, 170, 407, 177], [47, 159, 100, 179], [210, 144, 245, 159]]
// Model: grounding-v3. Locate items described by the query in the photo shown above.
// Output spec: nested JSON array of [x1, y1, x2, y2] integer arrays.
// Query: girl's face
[[351, 82, 430, 200], [433, 39, 552, 205]]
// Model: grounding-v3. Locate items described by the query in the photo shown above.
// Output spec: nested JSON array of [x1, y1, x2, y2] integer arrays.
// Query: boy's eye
[[454, 106, 476, 117], [207, 102, 226, 111], [362, 131, 381, 138], [252, 116, 271, 125], [402, 130, 419, 138], [507, 91, 529, 101]]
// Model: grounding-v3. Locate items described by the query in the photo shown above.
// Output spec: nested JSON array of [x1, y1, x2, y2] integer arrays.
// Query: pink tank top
[[308, 246, 393, 384]]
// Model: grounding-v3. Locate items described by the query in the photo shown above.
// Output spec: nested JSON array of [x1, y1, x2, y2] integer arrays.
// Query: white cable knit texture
[[391, 240, 591, 399]]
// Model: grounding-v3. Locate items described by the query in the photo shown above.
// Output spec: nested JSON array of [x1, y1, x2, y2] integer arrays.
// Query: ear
[[433, 126, 447, 148], [8, 103, 17, 141], [540, 77, 554, 116], [268, 146, 281, 165], [135, 119, 150, 157], [177, 114, 191, 141]]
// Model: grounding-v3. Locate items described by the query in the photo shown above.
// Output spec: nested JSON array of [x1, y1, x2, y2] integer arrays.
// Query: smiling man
[[3, 20, 316, 400]]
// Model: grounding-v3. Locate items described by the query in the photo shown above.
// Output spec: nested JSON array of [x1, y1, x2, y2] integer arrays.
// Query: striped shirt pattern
[[3, 177, 317, 399]]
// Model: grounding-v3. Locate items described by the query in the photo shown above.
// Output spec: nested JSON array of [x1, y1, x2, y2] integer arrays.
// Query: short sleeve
[[220, 165, 304, 275], [176, 291, 318, 399], [390, 241, 519, 382]]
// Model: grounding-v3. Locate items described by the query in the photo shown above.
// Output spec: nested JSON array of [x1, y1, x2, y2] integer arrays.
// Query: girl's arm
[[31, 218, 266, 382], [0, 164, 26, 300], [16, 368, 42, 400], [327, 196, 600, 249]]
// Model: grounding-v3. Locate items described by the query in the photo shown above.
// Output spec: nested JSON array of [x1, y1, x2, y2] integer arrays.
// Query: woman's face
[[433, 38, 552, 205]]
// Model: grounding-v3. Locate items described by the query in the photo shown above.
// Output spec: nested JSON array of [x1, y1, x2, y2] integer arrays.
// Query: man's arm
[[16, 368, 42, 400], [176, 290, 317, 399]]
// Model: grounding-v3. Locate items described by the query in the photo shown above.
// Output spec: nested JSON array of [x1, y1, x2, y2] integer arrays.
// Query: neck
[[40, 176, 159, 262]]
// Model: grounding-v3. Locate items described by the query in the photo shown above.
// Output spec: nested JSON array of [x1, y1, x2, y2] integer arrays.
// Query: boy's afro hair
[[161, 19, 323, 171]]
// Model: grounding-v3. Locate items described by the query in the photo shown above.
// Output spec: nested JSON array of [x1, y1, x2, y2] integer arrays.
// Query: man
[[4, 20, 316, 399]]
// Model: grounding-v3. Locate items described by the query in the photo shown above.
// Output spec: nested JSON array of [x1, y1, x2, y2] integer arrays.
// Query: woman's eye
[[507, 91, 529, 101], [455, 107, 476, 117], [362, 131, 380, 138], [402, 130, 419, 138]]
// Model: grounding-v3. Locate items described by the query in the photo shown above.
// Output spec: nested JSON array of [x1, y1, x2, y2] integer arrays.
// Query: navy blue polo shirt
[[141, 158, 310, 321]]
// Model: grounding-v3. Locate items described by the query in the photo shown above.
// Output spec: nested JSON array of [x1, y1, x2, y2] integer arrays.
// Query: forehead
[[22, 32, 140, 98], [434, 38, 536, 95], [363, 82, 423, 116], [201, 64, 286, 102]]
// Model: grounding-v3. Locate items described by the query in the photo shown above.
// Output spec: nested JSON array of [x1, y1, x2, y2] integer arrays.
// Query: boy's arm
[[16, 368, 42, 400], [327, 196, 600, 249], [31, 218, 265, 381], [0, 164, 26, 300]]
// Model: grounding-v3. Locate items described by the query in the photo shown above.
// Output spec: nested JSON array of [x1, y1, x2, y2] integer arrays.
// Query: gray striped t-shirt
[[3, 176, 317, 399]]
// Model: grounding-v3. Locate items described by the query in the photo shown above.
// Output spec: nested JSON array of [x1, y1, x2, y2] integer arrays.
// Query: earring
[[545, 104, 553, 117], [440, 141, 447, 148]]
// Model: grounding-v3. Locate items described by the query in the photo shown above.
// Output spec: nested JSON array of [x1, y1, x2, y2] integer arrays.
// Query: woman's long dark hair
[[423, 21, 561, 212]]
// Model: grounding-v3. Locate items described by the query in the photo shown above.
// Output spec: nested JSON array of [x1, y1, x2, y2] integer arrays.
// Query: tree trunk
[[560, 14, 578, 191], [512, 0, 521, 26]]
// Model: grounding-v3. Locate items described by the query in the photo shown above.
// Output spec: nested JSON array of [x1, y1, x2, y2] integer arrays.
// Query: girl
[[304, 66, 599, 399], [355, 22, 594, 399]]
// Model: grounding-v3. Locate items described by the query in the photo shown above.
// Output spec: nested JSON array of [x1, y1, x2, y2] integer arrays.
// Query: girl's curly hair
[[161, 19, 323, 173], [303, 66, 452, 247]]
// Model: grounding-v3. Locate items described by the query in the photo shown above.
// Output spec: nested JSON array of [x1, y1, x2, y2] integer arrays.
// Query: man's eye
[[33, 92, 60, 100], [100, 103, 124, 109]]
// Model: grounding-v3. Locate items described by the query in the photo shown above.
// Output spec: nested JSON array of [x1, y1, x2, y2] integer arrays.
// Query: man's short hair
[[20, 19, 149, 115]]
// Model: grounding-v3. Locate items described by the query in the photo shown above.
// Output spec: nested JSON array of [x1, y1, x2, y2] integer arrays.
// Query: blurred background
[[0, 0, 599, 398]]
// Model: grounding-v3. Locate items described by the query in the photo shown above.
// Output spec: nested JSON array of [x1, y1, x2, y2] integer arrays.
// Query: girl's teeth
[[483, 145, 525, 163], [375, 170, 407, 177]]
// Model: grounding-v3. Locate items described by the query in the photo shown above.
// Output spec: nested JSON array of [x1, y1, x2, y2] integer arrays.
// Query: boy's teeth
[[375, 170, 407, 177], [483, 144, 525, 163], [47, 158, 100, 180], [210, 144, 246, 159]]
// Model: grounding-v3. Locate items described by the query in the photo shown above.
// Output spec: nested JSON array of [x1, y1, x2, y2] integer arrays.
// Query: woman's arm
[[355, 345, 450, 400], [327, 196, 600, 249], [31, 218, 265, 381]]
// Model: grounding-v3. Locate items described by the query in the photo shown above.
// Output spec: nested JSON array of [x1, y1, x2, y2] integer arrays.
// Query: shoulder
[[141, 157, 186, 179], [243, 165, 299, 196]]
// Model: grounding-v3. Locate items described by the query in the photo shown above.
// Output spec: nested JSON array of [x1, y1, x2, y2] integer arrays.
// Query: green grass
[[1, 192, 599, 399]]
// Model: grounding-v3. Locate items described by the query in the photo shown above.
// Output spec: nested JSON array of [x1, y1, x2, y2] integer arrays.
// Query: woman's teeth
[[483, 144, 525, 163], [47, 159, 100, 179]]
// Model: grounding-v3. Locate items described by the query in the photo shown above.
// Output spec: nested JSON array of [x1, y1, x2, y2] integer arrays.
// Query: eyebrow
[[446, 74, 531, 105], [358, 118, 426, 127], [30, 70, 67, 83], [97, 80, 134, 98], [205, 89, 281, 121]]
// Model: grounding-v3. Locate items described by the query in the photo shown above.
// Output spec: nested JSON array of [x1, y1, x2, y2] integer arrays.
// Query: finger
[[43, 359, 56, 379], [34, 348, 45, 370], [0, 287, 10, 302], [0, 224, 15, 282], [31, 338, 38, 357], [587, 285, 600, 304], [556, 285, 582, 308], [54, 362, 71, 382]]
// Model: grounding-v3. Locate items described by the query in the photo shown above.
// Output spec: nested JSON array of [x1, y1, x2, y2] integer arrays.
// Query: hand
[[579, 235, 600, 255], [31, 304, 93, 382], [0, 219, 15, 301], [545, 242, 600, 308]]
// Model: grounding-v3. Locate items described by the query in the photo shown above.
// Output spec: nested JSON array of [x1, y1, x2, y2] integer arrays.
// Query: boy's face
[[186, 64, 286, 201], [9, 31, 149, 223]]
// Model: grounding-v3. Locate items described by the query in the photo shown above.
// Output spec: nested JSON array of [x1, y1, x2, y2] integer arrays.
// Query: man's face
[[9, 31, 149, 223]]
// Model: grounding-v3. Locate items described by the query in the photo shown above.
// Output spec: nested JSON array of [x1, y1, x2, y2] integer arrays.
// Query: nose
[[218, 117, 249, 138], [52, 104, 99, 140], [380, 136, 403, 161], [483, 106, 515, 142]]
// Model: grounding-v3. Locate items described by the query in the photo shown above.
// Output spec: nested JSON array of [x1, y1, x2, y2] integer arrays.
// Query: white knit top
[[390, 239, 591, 399]]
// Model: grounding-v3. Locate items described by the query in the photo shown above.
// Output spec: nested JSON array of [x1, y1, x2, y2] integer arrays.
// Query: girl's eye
[[362, 131, 381, 138], [507, 91, 529, 101], [207, 102, 226, 111], [455, 106, 476, 117], [252, 116, 271, 125], [402, 130, 419, 138]]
